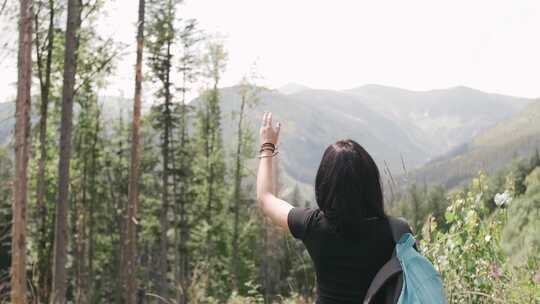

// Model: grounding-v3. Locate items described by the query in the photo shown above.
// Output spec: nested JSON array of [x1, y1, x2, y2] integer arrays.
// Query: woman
[[256, 112, 396, 304]]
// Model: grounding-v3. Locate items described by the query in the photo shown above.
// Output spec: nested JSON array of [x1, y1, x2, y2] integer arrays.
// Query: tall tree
[[11, 0, 33, 302], [231, 75, 259, 289], [50, 0, 81, 302], [33, 1, 56, 301], [71, 100, 101, 304], [125, 0, 145, 302], [173, 18, 201, 304], [146, 0, 180, 296], [196, 40, 227, 242], [191, 40, 228, 298]]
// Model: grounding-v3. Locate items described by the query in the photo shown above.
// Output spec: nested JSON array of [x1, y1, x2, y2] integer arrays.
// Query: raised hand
[[259, 111, 281, 146]]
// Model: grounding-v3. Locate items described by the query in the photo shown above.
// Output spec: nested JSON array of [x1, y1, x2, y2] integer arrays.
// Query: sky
[[1, 0, 540, 102]]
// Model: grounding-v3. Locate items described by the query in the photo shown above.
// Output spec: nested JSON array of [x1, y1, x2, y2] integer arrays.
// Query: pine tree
[[11, 0, 32, 302], [32, 1, 57, 302], [146, 0, 182, 296], [50, 0, 81, 302], [125, 0, 145, 302], [231, 75, 259, 289], [192, 39, 228, 297], [172, 17, 202, 304]]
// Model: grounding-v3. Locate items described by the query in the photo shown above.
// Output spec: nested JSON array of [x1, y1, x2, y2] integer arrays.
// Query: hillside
[[215, 87, 431, 200], [215, 85, 533, 196], [345, 85, 532, 156], [0, 96, 152, 145], [1, 86, 534, 198], [405, 100, 540, 188]]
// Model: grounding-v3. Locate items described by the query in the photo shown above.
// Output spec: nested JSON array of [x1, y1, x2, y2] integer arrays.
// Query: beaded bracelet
[[257, 150, 279, 159], [260, 142, 275, 149], [259, 147, 275, 153]]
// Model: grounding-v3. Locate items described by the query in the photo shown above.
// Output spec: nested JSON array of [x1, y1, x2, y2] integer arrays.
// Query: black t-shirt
[[287, 207, 395, 304]]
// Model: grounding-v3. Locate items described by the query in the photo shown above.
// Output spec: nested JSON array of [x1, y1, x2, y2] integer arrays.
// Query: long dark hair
[[315, 139, 385, 234]]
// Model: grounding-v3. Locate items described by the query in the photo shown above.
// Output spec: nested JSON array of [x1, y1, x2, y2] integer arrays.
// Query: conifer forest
[[0, 0, 539, 303]]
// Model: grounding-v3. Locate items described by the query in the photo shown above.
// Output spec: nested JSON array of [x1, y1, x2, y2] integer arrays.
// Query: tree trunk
[[34, 1, 55, 302], [11, 0, 32, 302], [50, 0, 81, 302], [125, 0, 145, 302]]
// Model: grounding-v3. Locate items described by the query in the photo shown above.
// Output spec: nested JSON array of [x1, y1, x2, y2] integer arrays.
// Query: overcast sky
[[1, 0, 540, 102]]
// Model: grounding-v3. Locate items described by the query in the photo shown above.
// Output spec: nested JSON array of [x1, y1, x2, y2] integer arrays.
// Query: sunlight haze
[[1, 0, 540, 102]]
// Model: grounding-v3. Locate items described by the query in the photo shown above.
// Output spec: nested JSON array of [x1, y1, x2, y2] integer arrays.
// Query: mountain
[[277, 83, 311, 95], [405, 100, 540, 188], [206, 85, 533, 199], [345, 85, 532, 156], [0, 96, 152, 145], [1, 85, 535, 200], [214, 87, 432, 200]]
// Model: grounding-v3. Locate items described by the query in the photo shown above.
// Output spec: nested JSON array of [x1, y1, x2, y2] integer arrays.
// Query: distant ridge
[[344, 84, 532, 156], [405, 99, 540, 188], [277, 82, 312, 95], [1, 84, 536, 199]]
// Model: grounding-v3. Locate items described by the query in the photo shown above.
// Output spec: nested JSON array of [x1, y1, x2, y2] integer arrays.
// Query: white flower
[[494, 190, 512, 207]]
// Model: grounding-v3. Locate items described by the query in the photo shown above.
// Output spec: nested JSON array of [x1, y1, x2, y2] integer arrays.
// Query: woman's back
[[256, 114, 394, 303], [288, 207, 395, 304]]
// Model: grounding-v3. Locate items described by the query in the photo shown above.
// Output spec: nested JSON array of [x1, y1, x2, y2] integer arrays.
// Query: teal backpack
[[363, 217, 446, 304]]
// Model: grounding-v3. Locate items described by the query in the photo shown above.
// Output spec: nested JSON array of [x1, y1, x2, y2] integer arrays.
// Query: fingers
[[261, 112, 268, 127], [262, 111, 273, 127], [261, 112, 278, 131], [276, 121, 281, 138]]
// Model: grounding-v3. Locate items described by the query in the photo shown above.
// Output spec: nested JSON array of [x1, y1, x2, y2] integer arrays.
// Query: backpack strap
[[362, 216, 413, 304], [362, 256, 402, 304], [388, 216, 413, 247]]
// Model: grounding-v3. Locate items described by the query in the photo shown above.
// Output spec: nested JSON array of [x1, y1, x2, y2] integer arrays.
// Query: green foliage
[[4, 1, 540, 303], [0, 146, 12, 301], [390, 183, 450, 235], [421, 170, 540, 303], [502, 166, 540, 265]]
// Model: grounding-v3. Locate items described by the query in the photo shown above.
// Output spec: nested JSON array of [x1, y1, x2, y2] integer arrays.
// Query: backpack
[[363, 217, 446, 304]]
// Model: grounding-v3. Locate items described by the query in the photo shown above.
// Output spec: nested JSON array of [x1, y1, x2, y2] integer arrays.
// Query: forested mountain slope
[[345, 84, 532, 156], [405, 100, 540, 188], [0, 85, 534, 195], [214, 85, 533, 198], [215, 87, 429, 186]]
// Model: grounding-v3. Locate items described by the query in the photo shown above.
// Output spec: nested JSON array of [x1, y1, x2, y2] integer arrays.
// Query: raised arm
[[256, 112, 293, 232]]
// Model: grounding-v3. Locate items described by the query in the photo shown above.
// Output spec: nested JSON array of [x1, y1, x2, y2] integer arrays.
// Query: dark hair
[[315, 139, 385, 235]]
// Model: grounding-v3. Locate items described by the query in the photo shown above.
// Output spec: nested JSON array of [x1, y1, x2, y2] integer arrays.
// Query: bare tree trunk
[[11, 0, 33, 302], [34, 1, 55, 302], [125, 0, 145, 302], [50, 0, 81, 302]]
